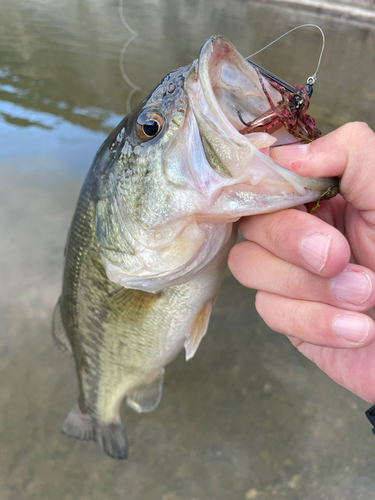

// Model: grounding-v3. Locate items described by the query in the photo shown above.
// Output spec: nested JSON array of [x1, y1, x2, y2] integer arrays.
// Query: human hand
[[228, 122, 375, 403]]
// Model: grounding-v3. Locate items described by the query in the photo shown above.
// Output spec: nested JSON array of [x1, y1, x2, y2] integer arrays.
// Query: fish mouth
[[196, 35, 298, 147], [97, 37, 339, 294], [185, 36, 339, 215]]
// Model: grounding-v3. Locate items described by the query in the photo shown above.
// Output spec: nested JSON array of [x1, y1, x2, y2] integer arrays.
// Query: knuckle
[[283, 264, 305, 298], [342, 121, 374, 143], [289, 300, 310, 334]]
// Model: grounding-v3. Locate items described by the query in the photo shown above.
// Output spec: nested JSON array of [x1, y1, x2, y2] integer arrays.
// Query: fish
[[53, 35, 338, 459]]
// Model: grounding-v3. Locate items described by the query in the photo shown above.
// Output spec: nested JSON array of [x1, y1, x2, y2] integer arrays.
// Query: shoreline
[[253, 0, 375, 26]]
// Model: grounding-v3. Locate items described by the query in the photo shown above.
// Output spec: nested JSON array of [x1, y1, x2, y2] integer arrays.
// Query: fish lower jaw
[[204, 184, 332, 220]]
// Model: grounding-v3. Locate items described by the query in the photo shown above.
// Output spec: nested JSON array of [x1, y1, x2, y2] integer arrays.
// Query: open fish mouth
[[97, 36, 339, 293], [185, 35, 338, 218]]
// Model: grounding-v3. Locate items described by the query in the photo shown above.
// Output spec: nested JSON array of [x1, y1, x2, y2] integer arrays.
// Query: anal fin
[[52, 298, 73, 356], [126, 369, 164, 413], [61, 400, 128, 460], [184, 300, 213, 361]]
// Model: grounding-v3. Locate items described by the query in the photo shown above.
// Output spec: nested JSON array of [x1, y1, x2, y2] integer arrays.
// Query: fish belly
[[79, 247, 227, 424]]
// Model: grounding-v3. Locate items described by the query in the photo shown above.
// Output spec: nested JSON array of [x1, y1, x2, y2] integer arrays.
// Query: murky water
[[1, 1, 375, 499], [1, 0, 375, 176]]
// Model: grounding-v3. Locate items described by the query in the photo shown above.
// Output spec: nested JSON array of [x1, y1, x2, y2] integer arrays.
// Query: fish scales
[[55, 130, 229, 457], [54, 36, 338, 459]]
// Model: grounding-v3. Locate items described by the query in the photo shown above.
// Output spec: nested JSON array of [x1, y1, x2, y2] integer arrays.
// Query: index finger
[[239, 208, 350, 278]]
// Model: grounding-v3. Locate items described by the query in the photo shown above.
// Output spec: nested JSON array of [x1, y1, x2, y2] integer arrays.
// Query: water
[[1, 1, 375, 499], [1, 0, 374, 177]]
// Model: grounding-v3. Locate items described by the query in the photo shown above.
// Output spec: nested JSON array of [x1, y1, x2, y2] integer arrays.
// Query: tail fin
[[61, 400, 128, 460]]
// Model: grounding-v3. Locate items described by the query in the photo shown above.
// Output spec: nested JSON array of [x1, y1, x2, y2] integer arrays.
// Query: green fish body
[[54, 36, 338, 459]]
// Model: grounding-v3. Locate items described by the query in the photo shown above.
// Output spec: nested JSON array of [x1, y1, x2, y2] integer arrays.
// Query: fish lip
[[194, 35, 283, 142], [188, 36, 247, 145], [187, 35, 339, 194], [198, 36, 242, 129]]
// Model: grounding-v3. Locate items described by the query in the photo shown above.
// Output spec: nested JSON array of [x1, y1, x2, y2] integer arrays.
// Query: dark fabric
[[365, 405, 375, 435]]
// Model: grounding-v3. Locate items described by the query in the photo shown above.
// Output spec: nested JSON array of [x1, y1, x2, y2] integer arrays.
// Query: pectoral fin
[[184, 300, 213, 361], [126, 369, 164, 413]]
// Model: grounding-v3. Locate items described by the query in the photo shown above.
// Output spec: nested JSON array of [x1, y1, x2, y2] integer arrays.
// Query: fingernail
[[299, 233, 331, 272], [333, 314, 370, 343], [271, 143, 310, 162], [331, 270, 372, 305]]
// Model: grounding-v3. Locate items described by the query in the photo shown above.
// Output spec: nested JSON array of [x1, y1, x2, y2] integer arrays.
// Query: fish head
[[96, 36, 338, 292]]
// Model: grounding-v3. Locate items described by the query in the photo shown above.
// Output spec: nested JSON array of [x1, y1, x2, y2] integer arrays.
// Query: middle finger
[[229, 241, 375, 312]]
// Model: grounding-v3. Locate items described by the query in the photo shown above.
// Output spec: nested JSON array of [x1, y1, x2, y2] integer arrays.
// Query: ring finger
[[255, 291, 375, 348]]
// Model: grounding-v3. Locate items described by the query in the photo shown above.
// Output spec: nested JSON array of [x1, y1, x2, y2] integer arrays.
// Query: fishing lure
[[237, 68, 320, 142], [241, 24, 340, 209], [238, 24, 326, 143]]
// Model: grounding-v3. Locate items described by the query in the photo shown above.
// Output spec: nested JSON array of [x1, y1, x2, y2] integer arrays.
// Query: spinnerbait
[[238, 23, 326, 143], [237, 63, 321, 142]]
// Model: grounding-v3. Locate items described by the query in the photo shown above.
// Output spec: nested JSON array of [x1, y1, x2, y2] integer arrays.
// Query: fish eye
[[136, 112, 164, 141]]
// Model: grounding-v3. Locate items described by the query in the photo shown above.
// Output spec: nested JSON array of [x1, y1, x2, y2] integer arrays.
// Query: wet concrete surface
[[1, 0, 375, 498], [1, 164, 375, 499]]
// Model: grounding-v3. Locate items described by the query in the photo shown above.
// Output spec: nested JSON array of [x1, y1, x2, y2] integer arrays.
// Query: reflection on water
[[1, 0, 374, 176]]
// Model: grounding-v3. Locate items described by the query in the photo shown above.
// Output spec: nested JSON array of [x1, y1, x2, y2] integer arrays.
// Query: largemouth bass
[[53, 36, 338, 459]]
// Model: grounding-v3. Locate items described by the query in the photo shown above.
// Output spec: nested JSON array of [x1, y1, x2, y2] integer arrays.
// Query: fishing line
[[119, 0, 140, 113], [247, 24, 325, 84]]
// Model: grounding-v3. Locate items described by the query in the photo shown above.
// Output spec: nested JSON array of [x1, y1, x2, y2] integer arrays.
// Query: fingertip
[[332, 313, 375, 348], [298, 229, 350, 278], [330, 265, 375, 310], [323, 232, 351, 278]]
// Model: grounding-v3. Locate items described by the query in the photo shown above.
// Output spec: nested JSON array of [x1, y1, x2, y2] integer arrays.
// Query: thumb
[[270, 122, 375, 213]]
